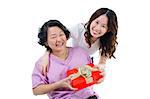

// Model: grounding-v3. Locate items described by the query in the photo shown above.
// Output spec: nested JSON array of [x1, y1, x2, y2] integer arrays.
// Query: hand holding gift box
[[67, 63, 103, 90]]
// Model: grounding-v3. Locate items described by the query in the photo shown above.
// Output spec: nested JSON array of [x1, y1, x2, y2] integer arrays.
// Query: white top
[[67, 23, 100, 55]]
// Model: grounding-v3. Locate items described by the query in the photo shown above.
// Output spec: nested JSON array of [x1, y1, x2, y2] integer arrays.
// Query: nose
[[56, 36, 62, 42], [94, 25, 101, 32]]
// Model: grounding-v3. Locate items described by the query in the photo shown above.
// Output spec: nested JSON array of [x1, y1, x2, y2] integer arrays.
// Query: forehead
[[47, 26, 63, 35], [95, 15, 108, 24]]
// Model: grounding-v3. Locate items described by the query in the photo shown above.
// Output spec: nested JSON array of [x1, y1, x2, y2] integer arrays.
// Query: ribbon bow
[[71, 65, 98, 84]]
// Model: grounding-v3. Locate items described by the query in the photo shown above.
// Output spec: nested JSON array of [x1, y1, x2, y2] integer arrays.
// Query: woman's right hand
[[59, 75, 78, 90], [39, 51, 50, 76]]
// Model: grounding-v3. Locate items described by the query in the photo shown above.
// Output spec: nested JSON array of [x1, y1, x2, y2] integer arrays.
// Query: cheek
[[90, 24, 94, 32], [102, 28, 107, 34], [90, 22, 95, 28], [63, 36, 67, 41], [47, 40, 55, 47]]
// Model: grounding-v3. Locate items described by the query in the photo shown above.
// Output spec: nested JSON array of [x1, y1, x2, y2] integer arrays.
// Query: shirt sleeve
[[32, 59, 49, 88], [69, 23, 85, 40], [67, 23, 85, 47]]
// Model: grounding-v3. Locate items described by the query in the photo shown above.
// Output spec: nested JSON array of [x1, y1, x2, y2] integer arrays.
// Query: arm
[[33, 81, 61, 95], [33, 75, 77, 95], [99, 55, 107, 65], [97, 55, 107, 69], [39, 51, 50, 76], [95, 55, 107, 84]]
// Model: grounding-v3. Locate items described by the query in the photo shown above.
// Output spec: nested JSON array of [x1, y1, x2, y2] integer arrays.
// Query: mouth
[[93, 32, 97, 35], [93, 30, 101, 35], [93, 31, 99, 35], [56, 43, 64, 47]]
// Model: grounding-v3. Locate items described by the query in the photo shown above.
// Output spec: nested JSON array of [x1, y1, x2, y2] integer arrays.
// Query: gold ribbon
[[71, 65, 98, 84]]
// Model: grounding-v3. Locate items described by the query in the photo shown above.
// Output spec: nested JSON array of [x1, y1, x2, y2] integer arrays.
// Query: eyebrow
[[102, 24, 107, 26], [50, 31, 64, 35]]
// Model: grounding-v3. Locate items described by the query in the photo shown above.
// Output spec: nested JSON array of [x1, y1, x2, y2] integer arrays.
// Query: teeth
[[56, 43, 63, 47]]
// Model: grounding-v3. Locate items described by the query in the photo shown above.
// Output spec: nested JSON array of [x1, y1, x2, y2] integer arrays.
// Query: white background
[[0, 0, 150, 99]]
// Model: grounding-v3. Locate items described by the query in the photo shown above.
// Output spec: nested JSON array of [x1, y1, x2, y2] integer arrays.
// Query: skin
[[47, 26, 68, 60], [90, 15, 108, 41]]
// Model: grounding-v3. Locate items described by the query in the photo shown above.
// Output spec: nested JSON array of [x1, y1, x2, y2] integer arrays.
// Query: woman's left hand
[[95, 64, 106, 84]]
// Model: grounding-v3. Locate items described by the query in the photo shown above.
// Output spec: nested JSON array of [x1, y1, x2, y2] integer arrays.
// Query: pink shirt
[[32, 47, 98, 99]]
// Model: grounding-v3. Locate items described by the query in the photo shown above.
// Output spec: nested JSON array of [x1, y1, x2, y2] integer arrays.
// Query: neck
[[90, 37, 98, 44], [52, 48, 69, 60]]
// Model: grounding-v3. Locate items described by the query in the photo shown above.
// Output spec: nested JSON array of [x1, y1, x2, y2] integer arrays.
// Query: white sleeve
[[66, 23, 85, 47], [69, 23, 85, 40]]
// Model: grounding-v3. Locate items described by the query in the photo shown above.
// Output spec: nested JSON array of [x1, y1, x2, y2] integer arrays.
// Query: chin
[[56, 47, 66, 50], [92, 35, 98, 38]]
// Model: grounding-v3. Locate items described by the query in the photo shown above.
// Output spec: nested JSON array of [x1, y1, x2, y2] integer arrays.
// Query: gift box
[[67, 63, 103, 90]]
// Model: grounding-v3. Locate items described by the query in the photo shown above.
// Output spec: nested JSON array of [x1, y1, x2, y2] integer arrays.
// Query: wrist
[[54, 81, 63, 89], [97, 64, 106, 70]]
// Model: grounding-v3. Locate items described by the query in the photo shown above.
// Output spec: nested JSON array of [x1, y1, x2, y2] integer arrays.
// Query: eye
[[102, 25, 105, 28], [102, 25, 107, 28], [50, 36, 56, 39], [60, 33, 65, 36], [96, 21, 99, 24]]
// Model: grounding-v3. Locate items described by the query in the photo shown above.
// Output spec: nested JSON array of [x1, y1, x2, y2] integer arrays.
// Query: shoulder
[[76, 23, 85, 31], [70, 23, 85, 29], [77, 23, 85, 28], [69, 23, 85, 34], [34, 58, 41, 70], [34, 56, 48, 69]]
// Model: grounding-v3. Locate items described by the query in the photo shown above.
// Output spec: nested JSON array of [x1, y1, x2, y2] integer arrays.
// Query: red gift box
[[67, 63, 103, 90]]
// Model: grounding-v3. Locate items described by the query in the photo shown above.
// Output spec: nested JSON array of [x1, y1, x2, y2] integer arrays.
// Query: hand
[[59, 75, 78, 90], [39, 53, 49, 76], [41, 62, 49, 76], [96, 70, 105, 84], [95, 64, 106, 84], [95, 64, 105, 71]]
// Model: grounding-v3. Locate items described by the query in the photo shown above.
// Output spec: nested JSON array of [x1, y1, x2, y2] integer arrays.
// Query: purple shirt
[[32, 47, 98, 99]]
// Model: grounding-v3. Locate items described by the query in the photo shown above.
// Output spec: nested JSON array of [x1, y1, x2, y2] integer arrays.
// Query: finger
[[96, 77, 104, 84], [42, 66, 45, 75], [98, 67, 105, 71], [96, 64, 106, 70], [45, 65, 49, 76], [46, 65, 49, 73], [66, 74, 75, 80], [68, 85, 78, 90], [62, 77, 78, 90], [38, 61, 43, 73], [100, 71, 105, 76], [65, 82, 78, 90], [62, 76, 72, 82], [43, 65, 47, 76]]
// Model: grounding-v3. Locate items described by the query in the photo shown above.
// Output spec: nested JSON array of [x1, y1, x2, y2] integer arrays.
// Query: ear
[[45, 42, 48, 46]]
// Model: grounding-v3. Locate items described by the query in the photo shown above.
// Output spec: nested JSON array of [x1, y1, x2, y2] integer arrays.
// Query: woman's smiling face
[[47, 26, 67, 52], [90, 14, 108, 38]]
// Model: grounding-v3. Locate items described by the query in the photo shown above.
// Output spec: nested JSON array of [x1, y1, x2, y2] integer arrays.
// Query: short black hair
[[38, 20, 70, 51]]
